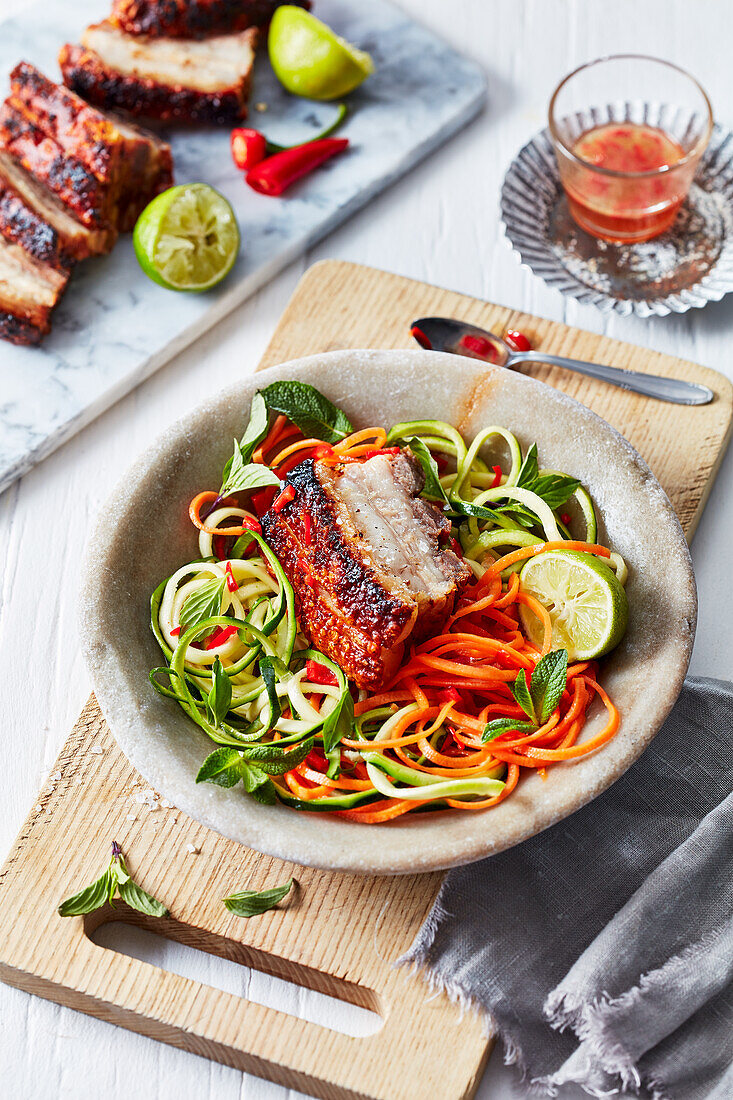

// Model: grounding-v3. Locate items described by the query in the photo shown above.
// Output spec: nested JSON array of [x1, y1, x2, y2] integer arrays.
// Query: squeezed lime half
[[133, 183, 239, 292], [519, 549, 628, 660], [268, 6, 374, 100]]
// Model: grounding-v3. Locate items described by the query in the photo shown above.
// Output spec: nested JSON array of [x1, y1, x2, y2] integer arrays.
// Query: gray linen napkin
[[400, 678, 733, 1100]]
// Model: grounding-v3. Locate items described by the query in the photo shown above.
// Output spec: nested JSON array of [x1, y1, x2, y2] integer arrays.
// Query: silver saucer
[[501, 121, 733, 316]]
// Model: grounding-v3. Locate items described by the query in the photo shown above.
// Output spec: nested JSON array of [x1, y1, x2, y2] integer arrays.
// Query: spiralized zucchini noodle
[[150, 388, 626, 823]]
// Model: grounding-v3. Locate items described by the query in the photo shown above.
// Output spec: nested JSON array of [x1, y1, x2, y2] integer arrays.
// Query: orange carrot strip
[[189, 492, 249, 536], [515, 592, 553, 655], [485, 540, 611, 578]]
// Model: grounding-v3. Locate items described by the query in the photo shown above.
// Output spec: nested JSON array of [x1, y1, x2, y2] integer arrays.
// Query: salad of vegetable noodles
[[150, 382, 628, 822]]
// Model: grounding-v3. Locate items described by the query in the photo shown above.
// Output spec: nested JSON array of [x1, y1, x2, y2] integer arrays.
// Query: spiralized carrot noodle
[[310, 551, 621, 823]]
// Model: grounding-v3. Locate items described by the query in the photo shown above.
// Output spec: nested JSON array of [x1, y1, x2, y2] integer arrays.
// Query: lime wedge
[[518, 550, 628, 660], [268, 6, 374, 100], [133, 184, 239, 292]]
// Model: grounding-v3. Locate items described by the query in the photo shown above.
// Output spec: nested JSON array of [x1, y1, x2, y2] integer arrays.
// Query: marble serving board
[[0, 0, 485, 495]]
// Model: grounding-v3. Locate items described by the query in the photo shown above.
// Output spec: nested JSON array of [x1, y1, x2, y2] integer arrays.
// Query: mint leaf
[[118, 877, 169, 918], [531, 474, 580, 510], [58, 870, 112, 916], [321, 687, 354, 754], [196, 746, 243, 787], [223, 878, 293, 917], [221, 392, 270, 485], [240, 763, 276, 801], [530, 649, 568, 723], [517, 443, 539, 489], [398, 437, 449, 504], [220, 441, 279, 497], [242, 737, 314, 775], [59, 843, 168, 918], [180, 578, 225, 629], [510, 669, 536, 721], [206, 658, 232, 730], [481, 718, 538, 743], [260, 381, 352, 444]]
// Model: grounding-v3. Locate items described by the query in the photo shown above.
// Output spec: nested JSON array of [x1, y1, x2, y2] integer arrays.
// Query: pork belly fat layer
[[60, 24, 256, 124], [261, 452, 471, 691], [0, 151, 116, 261], [110, 0, 309, 39], [0, 234, 70, 336]]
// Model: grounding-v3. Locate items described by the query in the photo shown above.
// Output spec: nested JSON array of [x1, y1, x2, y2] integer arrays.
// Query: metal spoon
[[410, 317, 714, 406]]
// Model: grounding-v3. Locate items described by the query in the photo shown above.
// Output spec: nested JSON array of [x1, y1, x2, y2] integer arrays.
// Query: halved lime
[[268, 6, 374, 100], [133, 184, 239, 292], [518, 550, 628, 660]]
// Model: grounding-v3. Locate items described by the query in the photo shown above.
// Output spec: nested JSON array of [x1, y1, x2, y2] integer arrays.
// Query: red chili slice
[[170, 626, 181, 637], [273, 484, 296, 512], [305, 659, 338, 686], [204, 625, 239, 651], [491, 465, 502, 488], [225, 562, 238, 592]]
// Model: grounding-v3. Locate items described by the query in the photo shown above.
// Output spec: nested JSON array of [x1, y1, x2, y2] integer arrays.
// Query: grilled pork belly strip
[[0, 234, 70, 343], [0, 99, 113, 229], [60, 24, 258, 124], [110, 0, 309, 39], [0, 151, 116, 262], [4, 63, 173, 233], [262, 451, 471, 691]]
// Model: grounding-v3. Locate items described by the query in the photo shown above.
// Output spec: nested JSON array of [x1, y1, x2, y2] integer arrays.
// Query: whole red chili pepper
[[246, 137, 349, 197], [231, 128, 267, 171]]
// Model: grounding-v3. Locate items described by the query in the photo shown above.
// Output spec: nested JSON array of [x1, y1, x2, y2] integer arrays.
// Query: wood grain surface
[[0, 260, 730, 1100]]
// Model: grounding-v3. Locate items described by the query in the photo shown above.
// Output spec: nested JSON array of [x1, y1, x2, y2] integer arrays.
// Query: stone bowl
[[80, 350, 696, 874]]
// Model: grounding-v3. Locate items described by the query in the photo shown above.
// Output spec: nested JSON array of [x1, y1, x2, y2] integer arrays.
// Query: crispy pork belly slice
[[0, 234, 70, 344], [0, 98, 116, 229], [0, 151, 116, 262], [110, 0, 309, 39], [261, 452, 471, 691], [8, 63, 173, 233], [60, 23, 257, 124]]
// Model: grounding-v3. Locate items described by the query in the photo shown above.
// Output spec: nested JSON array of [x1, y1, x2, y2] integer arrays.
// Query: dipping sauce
[[561, 122, 688, 242]]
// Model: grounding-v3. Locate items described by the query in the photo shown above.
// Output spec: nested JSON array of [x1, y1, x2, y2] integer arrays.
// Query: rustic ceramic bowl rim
[[80, 349, 696, 875]]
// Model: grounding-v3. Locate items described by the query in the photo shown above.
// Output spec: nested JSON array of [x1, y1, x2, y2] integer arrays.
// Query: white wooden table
[[1, 2, 731, 1097]]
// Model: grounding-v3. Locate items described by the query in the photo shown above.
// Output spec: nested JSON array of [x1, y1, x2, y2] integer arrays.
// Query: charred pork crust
[[60, 44, 249, 124], [0, 183, 63, 267], [262, 454, 471, 691], [0, 99, 111, 229], [5, 62, 173, 232], [59, 25, 258, 125], [110, 0, 310, 39], [0, 309, 44, 346]]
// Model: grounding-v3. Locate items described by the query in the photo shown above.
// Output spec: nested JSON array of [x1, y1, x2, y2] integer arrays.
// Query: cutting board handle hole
[[89, 916, 383, 1037]]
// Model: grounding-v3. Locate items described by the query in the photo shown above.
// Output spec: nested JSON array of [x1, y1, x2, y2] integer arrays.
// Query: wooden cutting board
[[1, 261, 730, 1100]]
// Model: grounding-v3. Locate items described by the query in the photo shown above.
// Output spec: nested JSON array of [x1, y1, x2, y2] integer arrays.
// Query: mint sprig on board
[[58, 842, 168, 918], [482, 649, 568, 743]]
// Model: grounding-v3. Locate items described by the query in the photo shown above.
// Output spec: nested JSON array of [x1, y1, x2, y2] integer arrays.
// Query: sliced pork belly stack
[[110, 0, 309, 39], [6, 62, 173, 232], [261, 451, 471, 691], [59, 23, 258, 124], [0, 234, 70, 345], [0, 151, 117, 262]]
